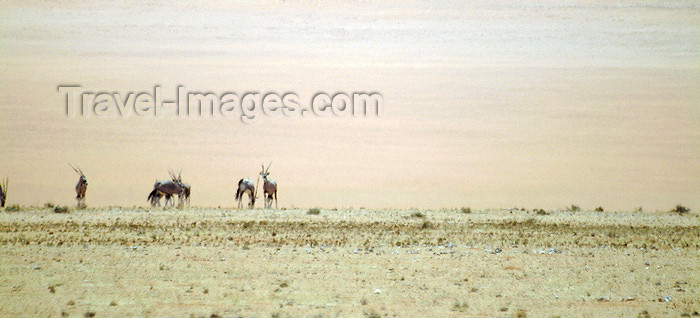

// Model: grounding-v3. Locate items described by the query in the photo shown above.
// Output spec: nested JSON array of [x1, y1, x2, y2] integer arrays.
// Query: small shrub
[[672, 204, 690, 215], [363, 310, 381, 318], [460, 207, 471, 214], [307, 208, 320, 215], [637, 310, 651, 318], [567, 205, 581, 212], [451, 301, 468, 312], [411, 211, 425, 218], [5, 204, 21, 212], [515, 309, 527, 318], [44, 202, 55, 208], [534, 209, 548, 215], [421, 221, 433, 229], [53, 206, 70, 214], [595, 206, 604, 212], [634, 206, 643, 213]]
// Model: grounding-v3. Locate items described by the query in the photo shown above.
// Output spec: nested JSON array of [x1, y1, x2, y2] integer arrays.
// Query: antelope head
[[70, 164, 87, 185], [168, 169, 183, 184], [260, 162, 272, 180]]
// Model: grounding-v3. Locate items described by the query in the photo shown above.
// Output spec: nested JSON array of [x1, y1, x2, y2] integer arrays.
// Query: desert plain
[[1, 207, 698, 317]]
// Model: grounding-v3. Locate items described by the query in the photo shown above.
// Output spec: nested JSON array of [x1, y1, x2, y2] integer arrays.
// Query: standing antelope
[[0, 178, 7, 207], [181, 183, 191, 207], [260, 162, 278, 209], [235, 178, 255, 209], [149, 170, 186, 207], [70, 164, 88, 207]]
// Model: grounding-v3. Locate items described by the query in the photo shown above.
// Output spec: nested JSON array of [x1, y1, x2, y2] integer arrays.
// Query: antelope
[[0, 178, 7, 207], [235, 178, 255, 209], [260, 162, 278, 209], [149, 170, 186, 208], [70, 164, 87, 207], [181, 183, 191, 207]]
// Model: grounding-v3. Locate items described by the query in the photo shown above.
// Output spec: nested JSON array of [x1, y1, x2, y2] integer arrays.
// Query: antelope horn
[[69, 163, 81, 176], [266, 161, 272, 173]]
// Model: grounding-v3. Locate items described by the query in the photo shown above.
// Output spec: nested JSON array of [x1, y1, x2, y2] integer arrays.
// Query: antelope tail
[[147, 189, 158, 202], [235, 179, 243, 200]]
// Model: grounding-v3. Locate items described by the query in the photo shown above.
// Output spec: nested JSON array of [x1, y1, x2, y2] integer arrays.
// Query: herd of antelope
[[0, 162, 278, 209]]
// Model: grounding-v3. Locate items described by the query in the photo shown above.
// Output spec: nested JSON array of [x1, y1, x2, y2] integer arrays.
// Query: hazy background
[[1, 0, 698, 210]]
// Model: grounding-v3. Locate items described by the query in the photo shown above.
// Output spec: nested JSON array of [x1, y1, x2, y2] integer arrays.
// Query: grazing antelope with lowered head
[[0, 178, 7, 207], [260, 162, 277, 209], [70, 164, 87, 207], [235, 178, 255, 209]]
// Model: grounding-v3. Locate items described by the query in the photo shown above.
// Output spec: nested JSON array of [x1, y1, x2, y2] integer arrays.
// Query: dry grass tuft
[[307, 208, 320, 215], [5, 204, 21, 212], [411, 211, 425, 218], [53, 206, 70, 214], [451, 301, 469, 312], [567, 205, 581, 212], [672, 204, 690, 215]]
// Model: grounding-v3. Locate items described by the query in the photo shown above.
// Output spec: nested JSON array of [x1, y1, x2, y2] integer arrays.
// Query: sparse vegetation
[[53, 206, 70, 214], [595, 206, 604, 212], [5, 204, 21, 212], [534, 209, 548, 215], [44, 202, 55, 208], [637, 310, 651, 318], [307, 208, 320, 215], [567, 205, 581, 212], [411, 211, 425, 218], [0, 207, 697, 316], [363, 310, 381, 318], [451, 301, 468, 312], [672, 204, 690, 215], [460, 207, 471, 214]]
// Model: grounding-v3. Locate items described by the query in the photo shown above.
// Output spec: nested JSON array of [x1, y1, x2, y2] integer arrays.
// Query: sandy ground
[[1, 0, 699, 210], [1, 207, 698, 317]]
